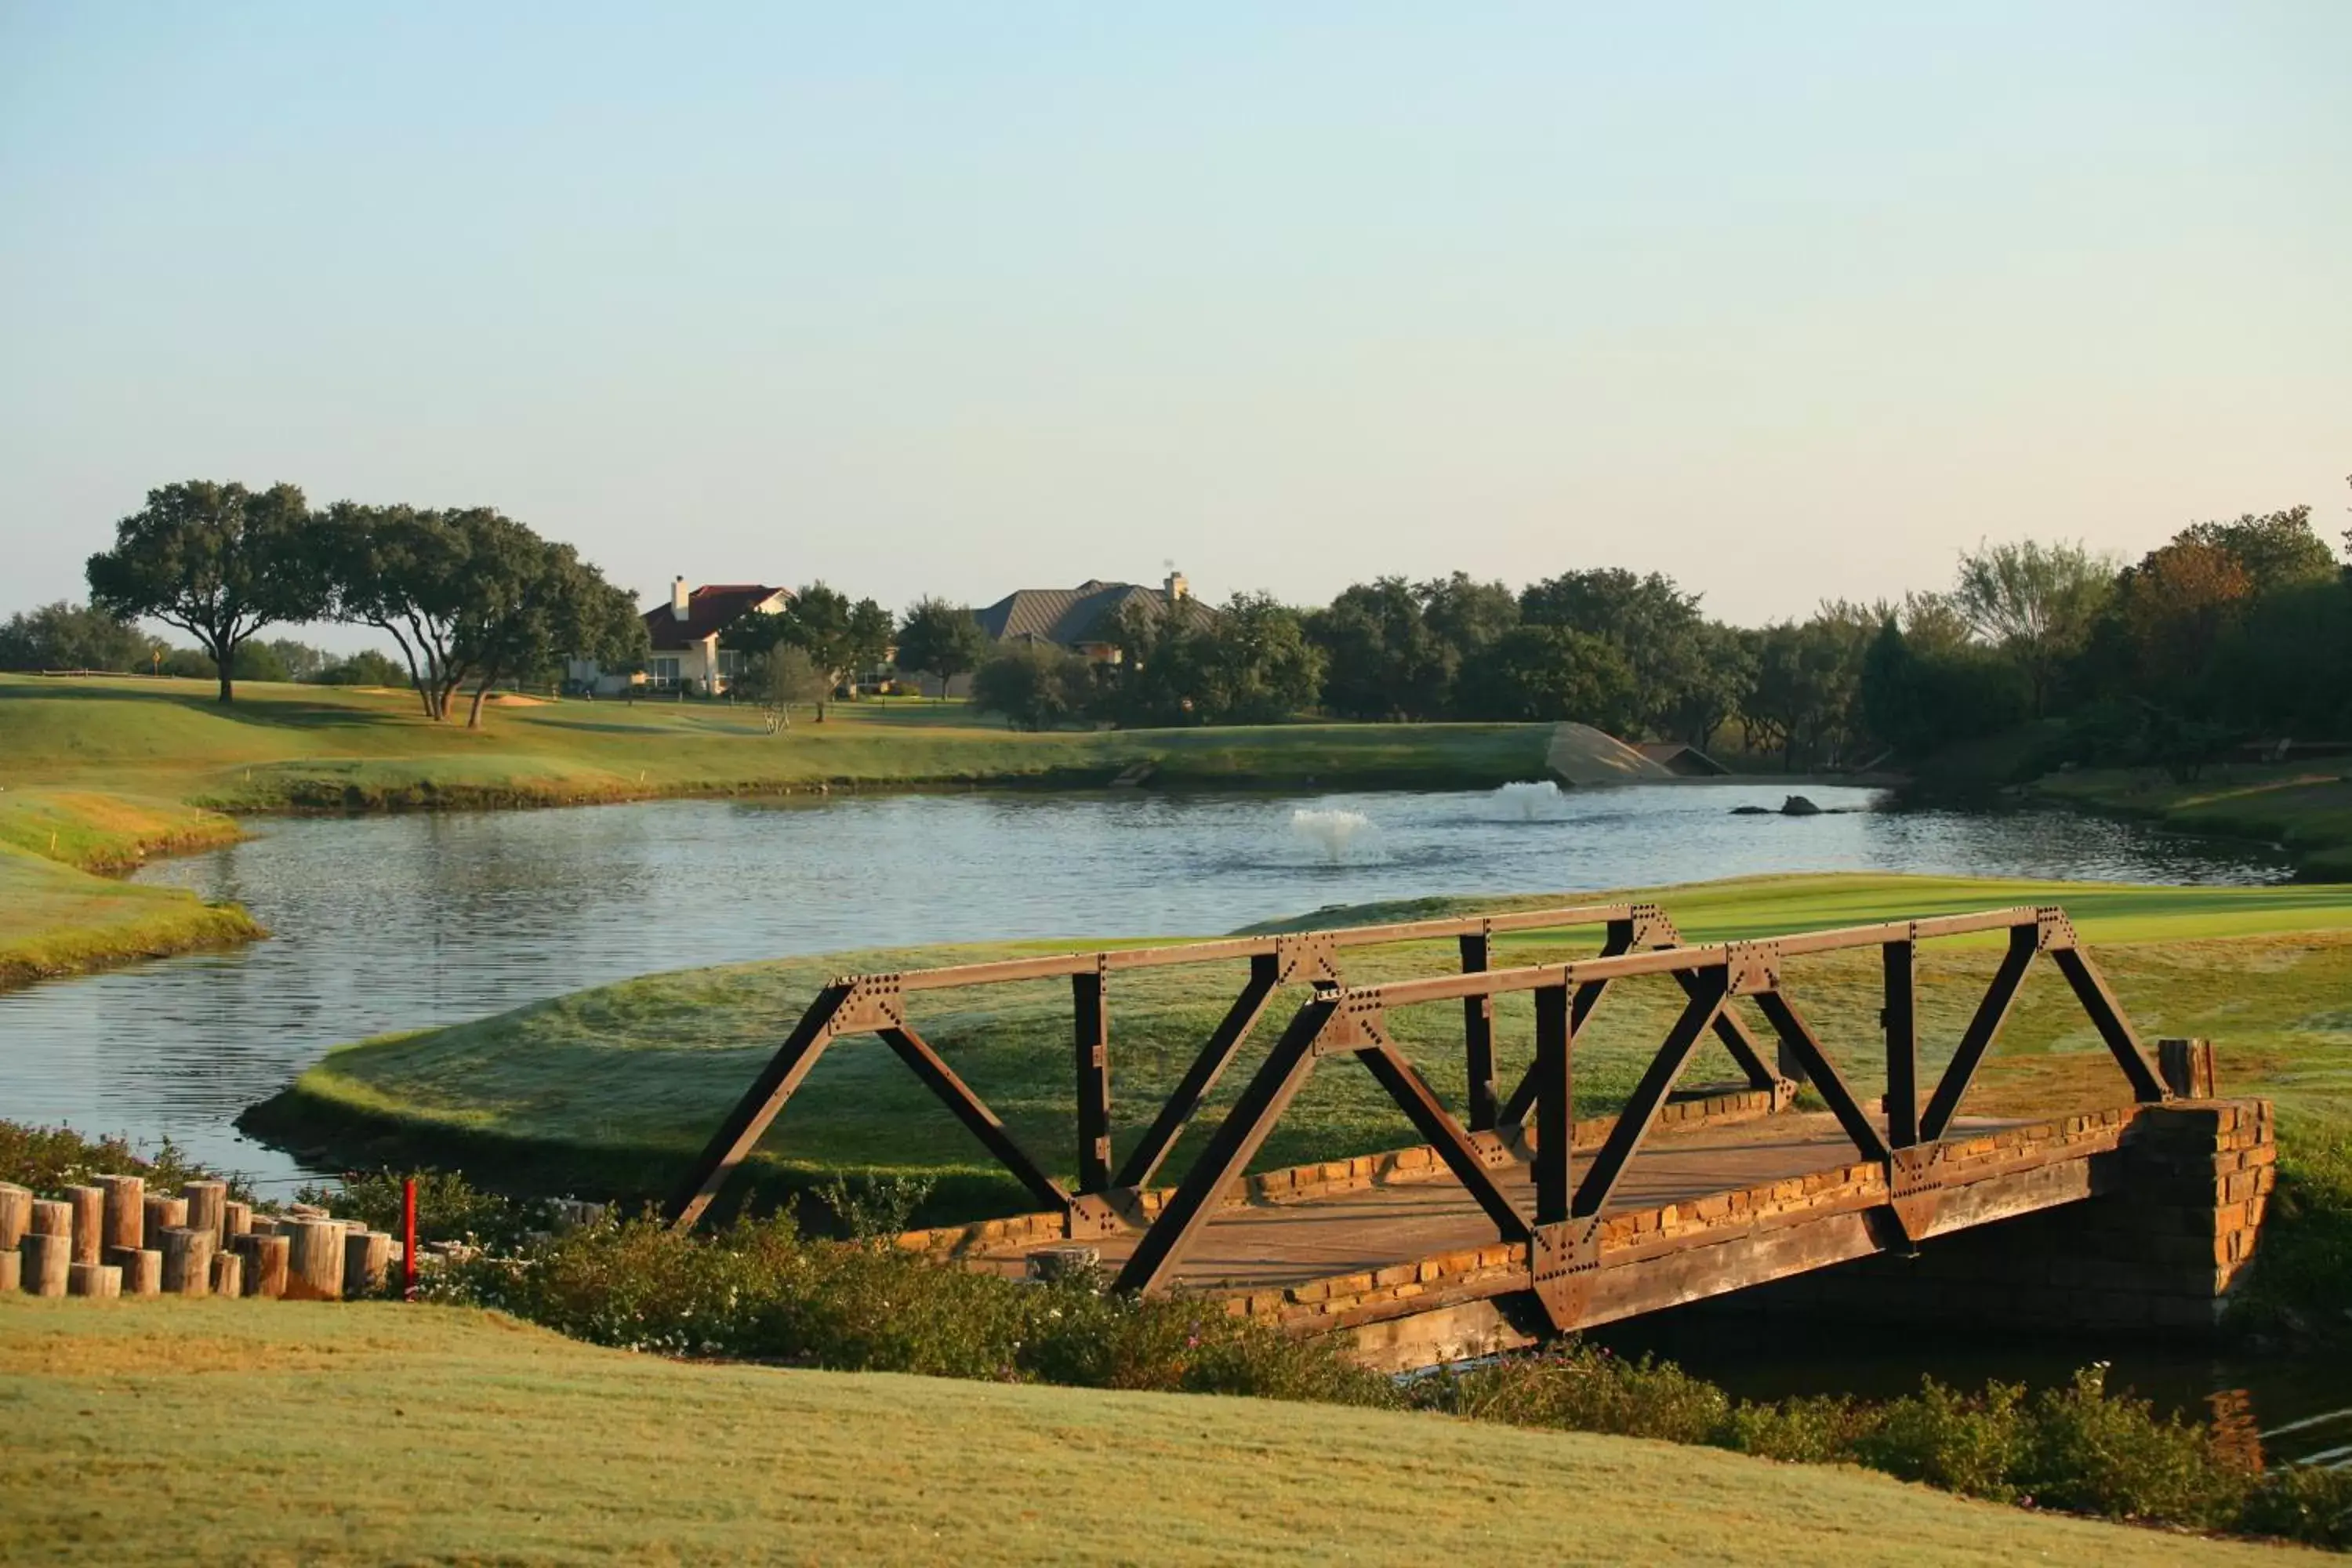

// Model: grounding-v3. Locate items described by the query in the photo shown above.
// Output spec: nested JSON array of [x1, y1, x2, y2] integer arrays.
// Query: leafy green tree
[[1196, 593, 1323, 724], [85, 480, 328, 702], [971, 641, 1094, 731], [0, 601, 160, 673], [1455, 625, 1640, 728], [1950, 539, 2114, 717], [893, 597, 986, 699], [1860, 621, 2029, 761], [317, 503, 475, 718], [316, 648, 408, 687], [319, 502, 640, 725], [1664, 621, 1755, 750], [450, 533, 643, 728], [1518, 568, 1708, 738], [736, 646, 831, 732], [256, 638, 332, 681], [1305, 578, 1451, 720], [1741, 611, 1875, 770], [735, 583, 892, 720], [2175, 506, 2336, 593]]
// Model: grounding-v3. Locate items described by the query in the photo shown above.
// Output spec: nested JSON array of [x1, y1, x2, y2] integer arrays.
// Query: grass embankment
[[0, 789, 259, 991], [249, 872, 2352, 1221], [0, 674, 1556, 809], [0, 1299, 2314, 1567], [2032, 764, 2352, 882]]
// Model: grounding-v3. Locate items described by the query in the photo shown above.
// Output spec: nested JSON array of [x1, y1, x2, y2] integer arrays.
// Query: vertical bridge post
[[1460, 929, 1496, 1132], [1073, 960, 1112, 1193]]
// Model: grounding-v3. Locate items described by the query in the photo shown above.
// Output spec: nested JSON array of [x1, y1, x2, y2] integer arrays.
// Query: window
[[648, 657, 682, 688]]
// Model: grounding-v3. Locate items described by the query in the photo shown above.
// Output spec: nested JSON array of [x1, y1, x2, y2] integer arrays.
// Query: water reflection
[[0, 785, 2286, 1186]]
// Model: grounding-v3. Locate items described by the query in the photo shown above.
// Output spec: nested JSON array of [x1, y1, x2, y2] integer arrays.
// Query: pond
[[0, 781, 2285, 1189], [3, 782, 2334, 1459]]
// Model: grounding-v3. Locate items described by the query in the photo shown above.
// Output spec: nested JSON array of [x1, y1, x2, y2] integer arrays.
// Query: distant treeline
[[967, 499, 2352, 776], [15, 475, 2350, 771]]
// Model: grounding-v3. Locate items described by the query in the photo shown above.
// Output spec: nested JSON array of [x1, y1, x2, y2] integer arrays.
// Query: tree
[[316, 648, 408, 687], [85, 481, 328, 702], [736, 646, 831, 732], [1455, 625, 1639, 728], [2117, 540, 2252, 695], [1518, 568, 1708, 738], [893, 598, 985, 699], [318, 503, 641, 724], [737, 583, 891, 720], [449, 534, 643, 728], [317, 503, 471, 719], [2175, 506, 2336, 593], [1950, 539, 2114, 717], [971, 642, 1094, 731], [1306, 578, 1451, 720], [0, 602, 160, 673], [1195, 593, 1323, 724]]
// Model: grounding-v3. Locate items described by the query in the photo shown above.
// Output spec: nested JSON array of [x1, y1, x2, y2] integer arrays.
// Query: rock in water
[[1780, 795, 1823, 817]]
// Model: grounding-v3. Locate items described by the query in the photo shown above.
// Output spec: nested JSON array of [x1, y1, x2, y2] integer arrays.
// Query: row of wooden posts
[[1, 1176, 395, 1301]]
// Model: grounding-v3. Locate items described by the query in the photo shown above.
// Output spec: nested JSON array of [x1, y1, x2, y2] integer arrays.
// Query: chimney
[[670, 576, 690, 621], [1163, 569, 1189, 604]]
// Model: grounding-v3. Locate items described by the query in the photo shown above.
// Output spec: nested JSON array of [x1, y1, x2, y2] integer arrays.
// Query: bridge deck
[[975, 1109, 2027, 1294]]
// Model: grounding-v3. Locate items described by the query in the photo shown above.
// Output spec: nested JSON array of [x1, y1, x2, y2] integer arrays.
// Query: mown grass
[[0, 1298, 2318, 1567], [252, 873, 2352, 1218], [0, 789, 261, 991], [0, 674, 1556, 809]]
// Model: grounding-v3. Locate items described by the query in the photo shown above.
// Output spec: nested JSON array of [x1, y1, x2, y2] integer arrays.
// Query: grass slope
[[0, 675, 1555, 808], [0, 1299, 2307, 1567], [0, 789, 260, 991], [2034, 764, 2352, 881], [256, 873, 2352, 1214]]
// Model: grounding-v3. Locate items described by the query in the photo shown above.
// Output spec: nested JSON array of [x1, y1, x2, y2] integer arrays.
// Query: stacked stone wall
[[1692, 1098, 2272, 1336]]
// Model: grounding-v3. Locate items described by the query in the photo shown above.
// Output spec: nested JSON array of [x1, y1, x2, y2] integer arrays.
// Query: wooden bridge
[[670, 901, 2272, 1369]]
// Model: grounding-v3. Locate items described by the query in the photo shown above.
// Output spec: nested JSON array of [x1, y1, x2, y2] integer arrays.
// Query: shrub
[[0, 1120, 246, 1201], [317, 1168, 548, 1250], [1719, 1394, 1878, 1465], [434, 1212, 1394, 1404], [1415, 1341, 1729, 1444], [1854, 1379, 2027, 1501], [2018, 1366, 2251, 1526], [2238, 1465, 2352, 1550]]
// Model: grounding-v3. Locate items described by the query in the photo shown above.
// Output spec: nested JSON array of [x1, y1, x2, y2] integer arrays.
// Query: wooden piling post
[[284, 1219, 345, 1300], [0, 1181, 34, 1250], [223, 1201, 252, 1240], [233, 1232, 289, 1298], [2158, 1037, 2216, 1099], [108, 1245, 162, 1297], [209, 1250, 243, 1298], [343, 1229, 390, 1298], [142, 1195, 188, 1250], [94, 1174, 144, 1255], [21, 1232, 71, 1296], [160, 1228, 216, 1296], [182, 1181, 228, 1244], [64, 1185, 105, 1267], [68, 1261, 122, 1298], [31, 1200, 73, 1240], [0, 1250, 19, 1292]]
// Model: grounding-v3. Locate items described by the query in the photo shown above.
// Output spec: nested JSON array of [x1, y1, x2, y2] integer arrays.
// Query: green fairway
[[254, 873, 2352, 1213], [0, 1298, 2306, 1567], [0, 673, 1555, 808]]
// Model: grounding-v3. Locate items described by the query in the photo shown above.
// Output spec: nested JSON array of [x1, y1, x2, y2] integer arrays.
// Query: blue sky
[[2, 2, 2345, 641]]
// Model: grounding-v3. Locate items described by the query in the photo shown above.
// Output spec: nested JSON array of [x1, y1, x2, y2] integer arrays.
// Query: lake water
[[0, 782, 2333, 1458], [0, 782, 2285, 1187]]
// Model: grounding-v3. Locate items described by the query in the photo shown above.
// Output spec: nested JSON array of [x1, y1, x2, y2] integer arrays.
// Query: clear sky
[[2, 2, 2346, 644]]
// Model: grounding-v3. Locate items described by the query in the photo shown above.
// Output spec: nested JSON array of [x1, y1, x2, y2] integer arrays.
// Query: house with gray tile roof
[[975, 573, 1214, 662]]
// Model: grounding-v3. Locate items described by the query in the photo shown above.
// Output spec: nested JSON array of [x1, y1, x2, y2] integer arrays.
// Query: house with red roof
[[566, 577, 791, 695]]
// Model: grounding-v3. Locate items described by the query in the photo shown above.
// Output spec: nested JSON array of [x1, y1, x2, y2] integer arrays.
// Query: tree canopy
[[85, 480, 328, 702], [893, 597, 986, 697]]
